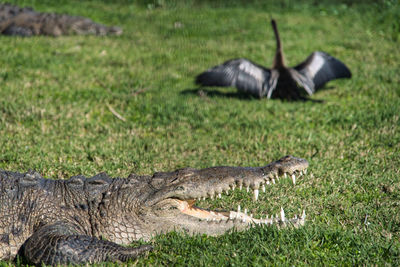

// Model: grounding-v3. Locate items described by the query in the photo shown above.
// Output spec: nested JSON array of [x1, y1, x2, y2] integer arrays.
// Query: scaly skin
[[0, 3, 122, 37], [0, 155, 308, 265]]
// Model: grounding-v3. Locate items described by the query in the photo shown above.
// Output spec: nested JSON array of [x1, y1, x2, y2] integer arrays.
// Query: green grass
[[0, 0, 399, 265]]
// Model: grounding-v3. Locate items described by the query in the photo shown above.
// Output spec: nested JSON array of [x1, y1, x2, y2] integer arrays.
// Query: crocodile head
[[138, 155, 309, 237]]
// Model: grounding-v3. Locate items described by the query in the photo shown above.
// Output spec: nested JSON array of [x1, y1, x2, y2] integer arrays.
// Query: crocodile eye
[[176, 186, 185, 191], [156, 205, 178, 211], [20, 173, 39, 186]]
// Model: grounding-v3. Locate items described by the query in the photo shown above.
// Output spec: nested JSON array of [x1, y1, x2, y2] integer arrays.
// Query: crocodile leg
[[21, 222, 152, 265]]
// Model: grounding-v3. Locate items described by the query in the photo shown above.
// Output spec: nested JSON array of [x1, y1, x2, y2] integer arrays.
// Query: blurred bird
[[195, 19, 351, 100]]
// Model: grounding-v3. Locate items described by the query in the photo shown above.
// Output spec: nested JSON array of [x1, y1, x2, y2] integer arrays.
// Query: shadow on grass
[[181, 88, 257, 101], [181, 88, 325, 103]]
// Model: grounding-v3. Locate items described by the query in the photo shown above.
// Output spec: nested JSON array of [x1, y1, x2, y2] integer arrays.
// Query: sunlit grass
[[0, 0, 399, 265]]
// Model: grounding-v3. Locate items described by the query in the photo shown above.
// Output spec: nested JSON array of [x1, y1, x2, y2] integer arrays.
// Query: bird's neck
[[271, 19, 286, 69], [273, 50, 285, 69]]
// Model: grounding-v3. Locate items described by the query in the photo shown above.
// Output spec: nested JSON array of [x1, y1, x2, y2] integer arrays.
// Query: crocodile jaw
[[144, 156, 309, 236], [148, 164, 309, 234], [173, 198, 306, 227]]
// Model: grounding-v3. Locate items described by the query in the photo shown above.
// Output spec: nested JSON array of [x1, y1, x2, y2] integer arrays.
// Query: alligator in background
[[0, 155, 308, 265], [0, 3, 122, 37]]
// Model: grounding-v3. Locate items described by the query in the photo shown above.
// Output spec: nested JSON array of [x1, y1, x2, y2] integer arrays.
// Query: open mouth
[[171, 168, 307, 227]]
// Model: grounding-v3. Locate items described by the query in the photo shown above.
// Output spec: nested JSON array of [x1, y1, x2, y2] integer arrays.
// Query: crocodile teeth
[[266, 181, 270, 185], [239, 184, 242, 190], [218, 193, 221, 198], [262, 184, 266, 193], [280, 207, 286, 221], [291, 174, 296, 185], [284, 173, 287, 178], [304, 169, 307, 174], [272, 179, 276, 184], [246, 186, 250, 193], [237, 205, 241, 212], [244, 208, 248, 215], [253, 189, 259, 201]]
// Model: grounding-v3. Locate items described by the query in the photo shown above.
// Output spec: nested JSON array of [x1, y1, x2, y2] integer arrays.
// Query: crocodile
[[0, 3, 122, 37], [0, 155, 308, 265]]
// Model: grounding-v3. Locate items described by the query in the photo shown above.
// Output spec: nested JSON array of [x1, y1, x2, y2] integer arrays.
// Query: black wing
[[195, 58, 275, 98], [294, 51, 351, 92]]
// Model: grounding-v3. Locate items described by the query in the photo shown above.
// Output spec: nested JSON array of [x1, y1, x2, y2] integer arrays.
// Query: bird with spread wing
[[195, 19, 351, 100]]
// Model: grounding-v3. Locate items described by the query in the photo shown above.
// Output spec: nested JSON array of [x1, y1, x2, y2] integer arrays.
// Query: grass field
[[0, 0, 399, 265]]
